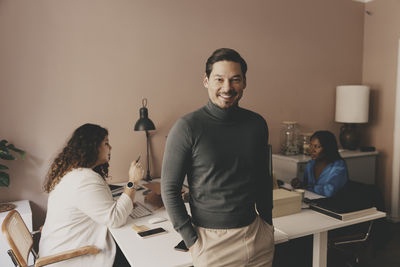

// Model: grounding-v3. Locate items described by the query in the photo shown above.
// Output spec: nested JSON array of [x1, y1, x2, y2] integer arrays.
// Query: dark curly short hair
[[44, 123, 109, 193], [205, 48, 247, 79]]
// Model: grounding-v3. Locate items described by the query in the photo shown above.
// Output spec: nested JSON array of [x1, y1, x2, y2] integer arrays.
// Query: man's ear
[[243, 77, 247, 90], [203, 74, 208, 88]]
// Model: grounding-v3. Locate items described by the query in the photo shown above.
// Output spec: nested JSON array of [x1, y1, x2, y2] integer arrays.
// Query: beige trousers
[[191, 216, 275, 267]]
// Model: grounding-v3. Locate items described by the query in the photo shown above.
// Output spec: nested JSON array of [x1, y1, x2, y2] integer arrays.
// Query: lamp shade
[[134, 99, 155, 131], [335, 85, 370, 123]]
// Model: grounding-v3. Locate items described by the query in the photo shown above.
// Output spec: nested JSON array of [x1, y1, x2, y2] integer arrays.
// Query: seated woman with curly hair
[[291, 130, 348, 197], [39, 123, 144, 267]]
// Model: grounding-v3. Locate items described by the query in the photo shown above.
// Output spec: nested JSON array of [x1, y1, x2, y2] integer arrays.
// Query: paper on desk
[[281, 182, 323, 200], [132, 224, 150, 233]]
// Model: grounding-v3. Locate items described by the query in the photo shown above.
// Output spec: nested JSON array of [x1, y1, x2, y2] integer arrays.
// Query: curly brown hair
[[44, 123, 109, 193]]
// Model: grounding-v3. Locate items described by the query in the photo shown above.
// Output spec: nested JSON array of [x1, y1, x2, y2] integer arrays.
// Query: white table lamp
[[335, 85, 370, 150]]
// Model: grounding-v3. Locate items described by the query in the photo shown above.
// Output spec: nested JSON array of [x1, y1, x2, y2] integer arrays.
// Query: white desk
[[0, 200, 33, 267], [274, 208, 385, 267], [109, 194, 288, 267], [273, 188, 386, 267], [110, 188, 385, 267]]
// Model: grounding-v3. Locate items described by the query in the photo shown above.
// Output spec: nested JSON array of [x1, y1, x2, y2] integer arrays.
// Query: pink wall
[[0, 0, 365, 227], [363, 0, 400, 218]]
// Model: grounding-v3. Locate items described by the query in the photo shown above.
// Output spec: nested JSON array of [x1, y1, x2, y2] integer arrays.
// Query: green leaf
[[0, 140, 7, 148], [4, 143, 26, 159], [0, 171, 10, 187], [10, 149, 25, 159], [7, 144, 24, 153], [0, 140, 25, 186], [0, 151, 15, 160], [0, 164, 9, 170]]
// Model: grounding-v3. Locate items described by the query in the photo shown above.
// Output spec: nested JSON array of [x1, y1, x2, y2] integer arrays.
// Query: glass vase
[[280, 121, 300, 155]]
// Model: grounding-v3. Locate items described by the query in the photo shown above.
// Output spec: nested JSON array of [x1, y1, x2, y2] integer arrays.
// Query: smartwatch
[[126, 182, 139, 190]]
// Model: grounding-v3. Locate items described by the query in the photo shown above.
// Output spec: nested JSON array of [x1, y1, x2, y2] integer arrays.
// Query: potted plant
[[0, 139, 25, 212], [0, 139, 25, 186]]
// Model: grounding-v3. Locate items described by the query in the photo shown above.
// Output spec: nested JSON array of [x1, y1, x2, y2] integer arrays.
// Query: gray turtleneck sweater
[[161, 101, 273, 248]]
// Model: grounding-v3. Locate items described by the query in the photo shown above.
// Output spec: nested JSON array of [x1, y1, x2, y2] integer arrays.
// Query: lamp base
[[339, 123, 360, 150]]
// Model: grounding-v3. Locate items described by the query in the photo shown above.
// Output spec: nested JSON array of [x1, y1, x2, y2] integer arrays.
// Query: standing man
[[161, 48, 274, 267]]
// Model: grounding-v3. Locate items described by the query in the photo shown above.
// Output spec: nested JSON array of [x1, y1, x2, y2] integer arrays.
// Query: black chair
[[329, 221, 374, 266], [327, 180, 385, 267]]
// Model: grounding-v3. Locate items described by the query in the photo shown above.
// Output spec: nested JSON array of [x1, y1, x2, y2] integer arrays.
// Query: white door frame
[[391, 39, 400, 222]]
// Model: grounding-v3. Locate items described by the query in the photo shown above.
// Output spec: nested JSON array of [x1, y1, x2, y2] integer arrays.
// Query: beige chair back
[[1, 210, 33, 267]]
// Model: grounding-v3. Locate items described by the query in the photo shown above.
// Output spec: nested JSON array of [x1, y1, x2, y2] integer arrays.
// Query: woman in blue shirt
[[292, 131, 348, 197]]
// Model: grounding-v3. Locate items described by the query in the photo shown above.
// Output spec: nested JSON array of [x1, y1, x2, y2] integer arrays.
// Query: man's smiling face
[[204, 60, 246, 109]]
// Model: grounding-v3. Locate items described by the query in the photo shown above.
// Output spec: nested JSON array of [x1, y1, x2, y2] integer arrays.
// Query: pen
[[136, 155, 141, 163]]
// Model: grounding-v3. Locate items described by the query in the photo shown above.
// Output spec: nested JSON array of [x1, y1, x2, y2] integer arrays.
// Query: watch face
[[127, 182, 134, 188]]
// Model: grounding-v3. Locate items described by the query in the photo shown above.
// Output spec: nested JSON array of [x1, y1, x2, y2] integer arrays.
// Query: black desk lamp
[[134, 98, 156, 182]]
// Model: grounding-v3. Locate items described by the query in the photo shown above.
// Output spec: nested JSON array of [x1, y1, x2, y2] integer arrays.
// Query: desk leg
[[313, 231, 327, 267]]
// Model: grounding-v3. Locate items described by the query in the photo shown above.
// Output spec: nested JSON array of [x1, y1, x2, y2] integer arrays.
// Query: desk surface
[[274, 208, 385, 239], [277, 186, 386, 238], [110, 207, 192, 267], [110, 185, 385, 267], [0, 200, 32, 223], [109, 193, 288, 267]]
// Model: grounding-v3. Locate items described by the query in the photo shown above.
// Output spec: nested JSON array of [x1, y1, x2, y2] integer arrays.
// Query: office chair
[[328, 221, 374, 267], [1, 210, 100, 267], [327, 181, 385, 267]]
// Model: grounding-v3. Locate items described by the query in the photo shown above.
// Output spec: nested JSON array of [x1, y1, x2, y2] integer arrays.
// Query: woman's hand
[[128, 161, 144, 184]]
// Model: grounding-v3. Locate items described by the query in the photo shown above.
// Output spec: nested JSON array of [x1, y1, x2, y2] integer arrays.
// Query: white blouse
[[39, 168, 133, 267]]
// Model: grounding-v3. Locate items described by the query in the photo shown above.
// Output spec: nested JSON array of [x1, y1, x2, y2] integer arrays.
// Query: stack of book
[[308, 194, 377, 221], [307, 180, 381, 221], [309, 202, 377, 221]]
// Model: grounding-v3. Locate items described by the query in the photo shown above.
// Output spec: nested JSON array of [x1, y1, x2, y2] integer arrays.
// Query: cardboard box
[[272, 189, 302, 218]]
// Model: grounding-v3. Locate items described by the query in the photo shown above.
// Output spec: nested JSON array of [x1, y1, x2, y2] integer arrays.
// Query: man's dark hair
[[205, 48, 247, 79], [311, 131, 342, 162]]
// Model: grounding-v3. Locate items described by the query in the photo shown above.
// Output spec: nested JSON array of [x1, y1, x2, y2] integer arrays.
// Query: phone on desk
[[137, 227, 167, 238], [174, 240, 189, 252]]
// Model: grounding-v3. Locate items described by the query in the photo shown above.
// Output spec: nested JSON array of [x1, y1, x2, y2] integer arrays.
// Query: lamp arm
[[145, 131, 151, 181]]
